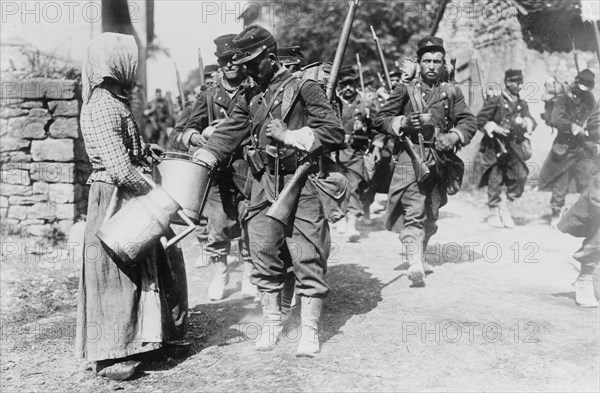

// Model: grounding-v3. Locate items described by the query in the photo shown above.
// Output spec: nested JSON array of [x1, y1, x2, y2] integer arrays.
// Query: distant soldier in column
[[539, 69, 597, 227], [277, 46, 306, 74], [476, 69, 537, 228], [337, 66, 379, 241]]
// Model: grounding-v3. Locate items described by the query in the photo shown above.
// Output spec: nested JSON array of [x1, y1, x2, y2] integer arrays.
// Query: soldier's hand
[[372, 146, 382, 164], [353, 119, 365, 132], [391, 115, 411, 135], [409, 113, 422, 129], [435, 132, 460, 151], [494, 126, 511, 137], [265, 119, 288, 144], [190, 132, 208, 147], [571, 123, 585, 136], [344, 134, 352, 145]]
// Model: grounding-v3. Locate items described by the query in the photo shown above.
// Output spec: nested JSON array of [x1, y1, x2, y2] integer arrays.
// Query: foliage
[[274, 0, 440, 70]]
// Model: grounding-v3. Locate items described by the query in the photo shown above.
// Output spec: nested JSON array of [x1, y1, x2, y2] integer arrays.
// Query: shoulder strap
[[407, 83, 425, 114], [251, 75, 297, 137]]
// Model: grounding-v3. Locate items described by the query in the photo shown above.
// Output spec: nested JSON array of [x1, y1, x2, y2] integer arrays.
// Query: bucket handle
[[135, 168, 196, 249], [161, 209, 196, 249]]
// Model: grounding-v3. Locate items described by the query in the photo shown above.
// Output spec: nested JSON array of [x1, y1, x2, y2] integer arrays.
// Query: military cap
[[389, 67, 402, 77], [214, 34, 238, 58], [277, 46, 305, 67], [232, 24, 276, 65], [576, 69, 595, 91], [204, 64, 220, 76], [339, 66, 358, 83], [505, 69, 523, 81], [417, 36, 445, 57]]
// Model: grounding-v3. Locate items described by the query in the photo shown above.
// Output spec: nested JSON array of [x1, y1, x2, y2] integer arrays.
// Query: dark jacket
[[204, 68, 345, 208]]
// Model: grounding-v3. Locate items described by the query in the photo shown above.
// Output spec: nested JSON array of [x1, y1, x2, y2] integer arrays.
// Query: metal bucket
[[97, 171, 196, 267], [153, 152, 212, 224]]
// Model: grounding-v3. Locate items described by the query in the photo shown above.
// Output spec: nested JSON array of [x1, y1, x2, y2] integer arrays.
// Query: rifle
[[175, 62, 186, 108], [572, 38, 580, 74], [450, 56, 457, 83], [198, 48, 205, 86], [356, 53, 370, 119], [370, 25, 392, 91], [268, 0, 360, 225], [371, 23, 429, 182]]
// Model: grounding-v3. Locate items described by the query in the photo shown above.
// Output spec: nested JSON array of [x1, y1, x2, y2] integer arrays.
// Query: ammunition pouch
[[263, 145, 299, 175]]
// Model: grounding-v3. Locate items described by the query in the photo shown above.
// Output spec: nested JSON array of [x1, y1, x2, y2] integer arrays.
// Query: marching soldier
[[373, 36, 476, 287], [539, 69, 598, 227], [476, 69, 537, 228], [170, 34, 258, 301], [557, 100, 600, 308], [192, 25, 345, 356], [337, 66, 379, 241]]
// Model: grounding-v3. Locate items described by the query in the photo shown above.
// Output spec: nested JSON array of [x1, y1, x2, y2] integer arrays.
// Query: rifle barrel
[[326, 0, 360, 102], [370, 25, 392, 91]]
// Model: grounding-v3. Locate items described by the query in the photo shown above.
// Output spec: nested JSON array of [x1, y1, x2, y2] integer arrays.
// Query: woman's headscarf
[[82, 32, 138, 103]]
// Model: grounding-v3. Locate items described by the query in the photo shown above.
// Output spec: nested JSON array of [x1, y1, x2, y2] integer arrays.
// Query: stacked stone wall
[[1, 78, 90, 238]]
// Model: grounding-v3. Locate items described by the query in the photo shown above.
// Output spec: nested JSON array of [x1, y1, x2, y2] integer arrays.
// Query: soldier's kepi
[[373, 35, 477, 287], [192, 25, 346, 357]]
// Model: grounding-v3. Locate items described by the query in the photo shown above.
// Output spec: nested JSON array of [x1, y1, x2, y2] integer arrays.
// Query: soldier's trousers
[[204, 180, 249, 261], [550, 156, 595, 215], [389, 176, 447, 263], [339, 148, 374, 218], [246, 184, 331, 298], [487, 153, 528, 207]]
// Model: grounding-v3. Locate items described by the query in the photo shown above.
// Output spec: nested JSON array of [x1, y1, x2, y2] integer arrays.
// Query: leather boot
[[240, 259, 258, 298], [575, 265, 598, 308], [345, 214, 360, 243], [207, 255, 229, 301], [487, 206, 504, 228], [255, 291, 283, 351], [296, 296, 323, 357], [281, 272, 296, 323], [498, 201, 515, 228]]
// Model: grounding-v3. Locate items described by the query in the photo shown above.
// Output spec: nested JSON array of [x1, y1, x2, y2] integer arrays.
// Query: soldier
[[143, 88, 174, 148], [337, 66, 379, 241], [539, 69, 597, 227], [476, 70, 537, 228], [277, 46, 306, 74], [203, 64, 221, 87], [557, 100, 600, 307], [192, 25, 345, 356], [373, 36, 476, 286], [169, 34, 258, 301]]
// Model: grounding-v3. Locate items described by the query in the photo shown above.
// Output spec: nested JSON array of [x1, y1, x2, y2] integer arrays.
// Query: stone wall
[[0, 77, 91, 238]]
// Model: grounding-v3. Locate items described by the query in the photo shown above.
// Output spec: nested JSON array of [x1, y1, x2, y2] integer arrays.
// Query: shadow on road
[[320, 264, 384, 345]]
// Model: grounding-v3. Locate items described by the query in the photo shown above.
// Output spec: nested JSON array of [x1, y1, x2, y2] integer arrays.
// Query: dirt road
[[1, 189, 598, 392]]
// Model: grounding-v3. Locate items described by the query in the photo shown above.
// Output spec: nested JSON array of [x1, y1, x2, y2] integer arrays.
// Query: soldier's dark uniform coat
[[204, 68, 345, 297], [373, 80, 476, 247], [538, 87, 597, 199], [476, 91, 537, 206]]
